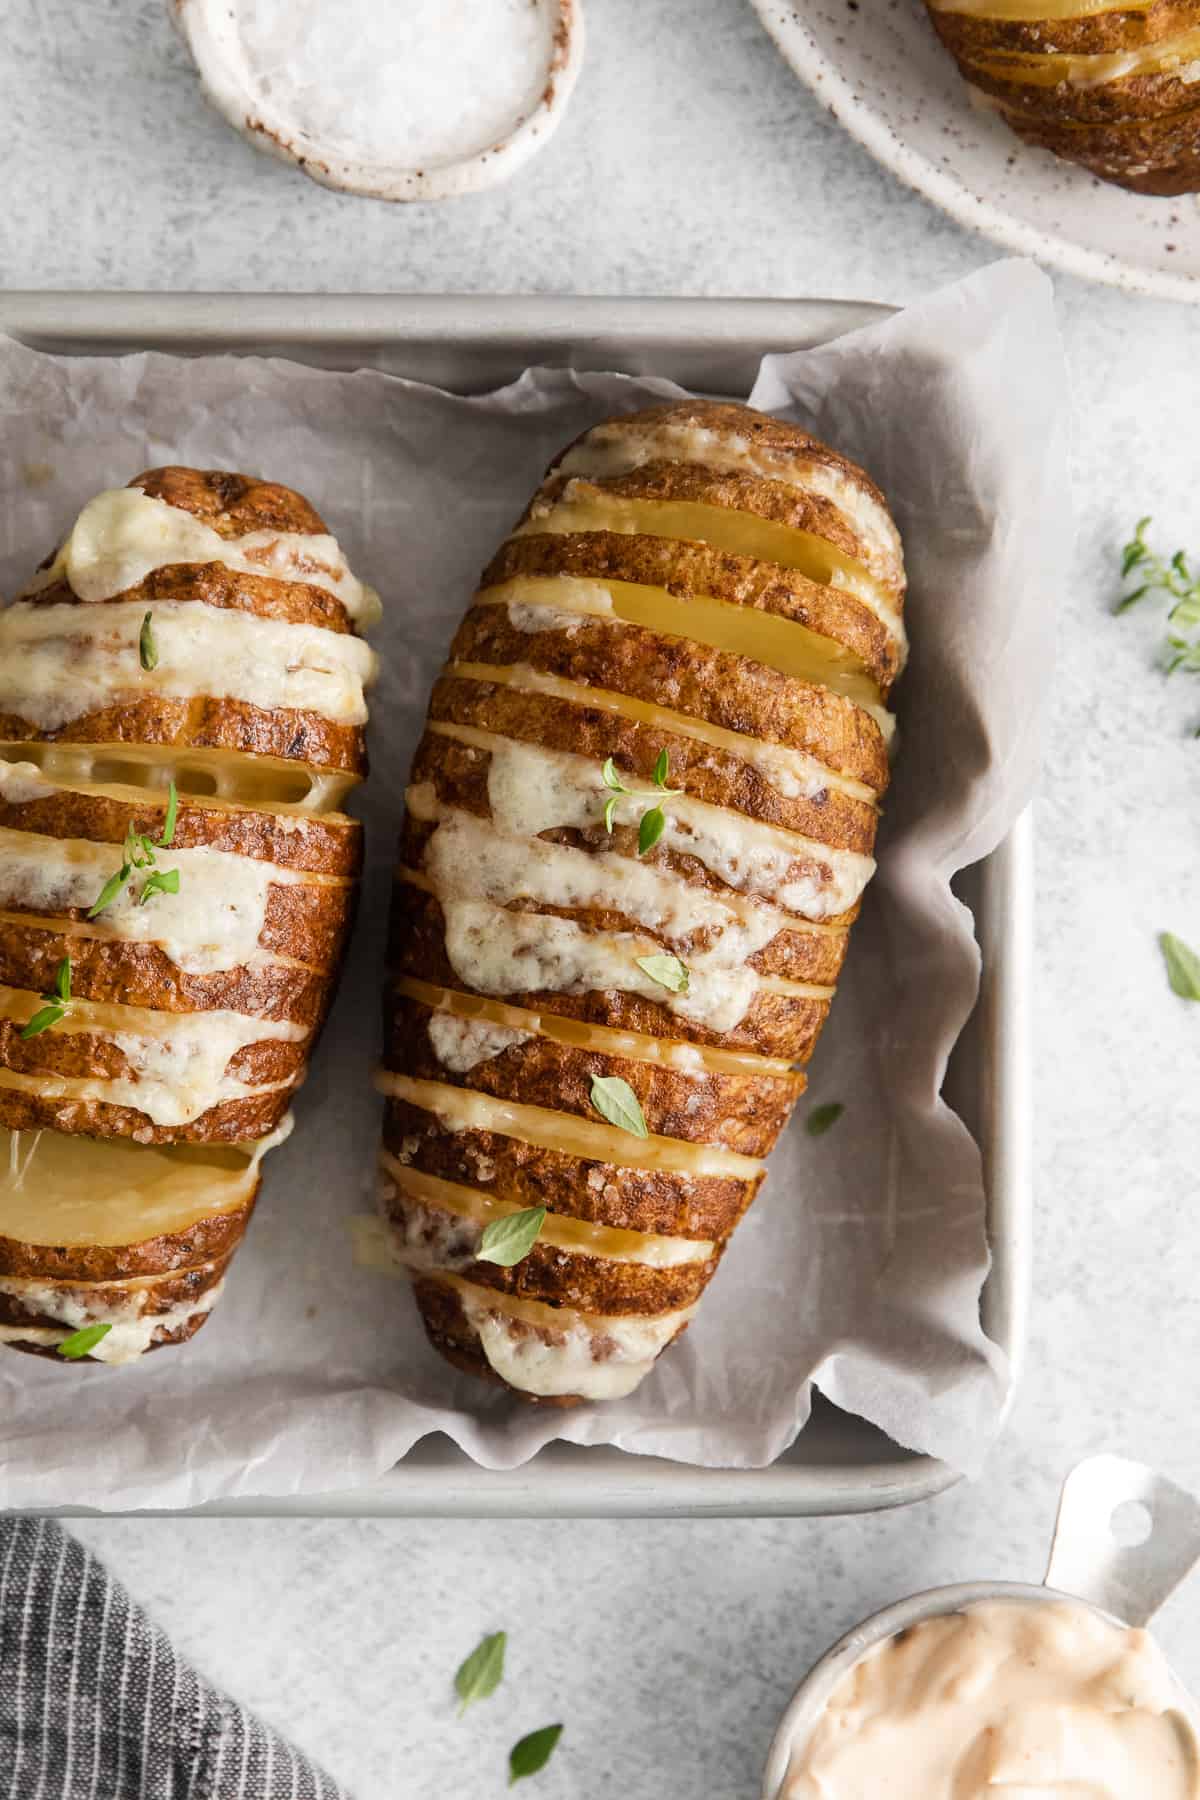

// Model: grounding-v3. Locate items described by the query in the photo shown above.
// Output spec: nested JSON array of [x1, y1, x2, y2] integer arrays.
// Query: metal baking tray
[[0, 292, 1031, 1518]]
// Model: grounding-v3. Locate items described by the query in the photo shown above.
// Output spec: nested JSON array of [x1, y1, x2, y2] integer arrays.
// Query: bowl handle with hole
[[1044, 1455, 1200, 1627]]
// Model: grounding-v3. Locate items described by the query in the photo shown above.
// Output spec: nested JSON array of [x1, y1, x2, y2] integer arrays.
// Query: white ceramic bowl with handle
[[762, 1456, 1200, 1800]]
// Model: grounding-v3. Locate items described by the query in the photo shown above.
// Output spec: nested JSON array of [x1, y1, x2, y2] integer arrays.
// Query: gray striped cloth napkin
[[0, 1518, 349, 1799]]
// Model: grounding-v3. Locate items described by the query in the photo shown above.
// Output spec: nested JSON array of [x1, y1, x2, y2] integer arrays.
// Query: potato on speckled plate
[[925, 0, 1200, 194]]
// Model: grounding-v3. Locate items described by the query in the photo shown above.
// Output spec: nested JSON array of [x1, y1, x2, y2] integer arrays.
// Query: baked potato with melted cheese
[[925, 0, 1200, 193], [376, 398, 906, 1405], [0, 468, 378, 1362]]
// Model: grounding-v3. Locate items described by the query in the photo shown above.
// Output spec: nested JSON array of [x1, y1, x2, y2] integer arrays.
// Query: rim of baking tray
[[747, 1, 1200, 307]]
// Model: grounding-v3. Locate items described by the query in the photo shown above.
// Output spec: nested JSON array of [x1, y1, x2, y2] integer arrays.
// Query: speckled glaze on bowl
[[173, 0, 584, 203], [748, 0, 1200, 303]]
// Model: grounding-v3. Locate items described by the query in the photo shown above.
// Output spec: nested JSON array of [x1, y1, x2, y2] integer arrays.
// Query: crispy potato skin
[[551, 400, 896, 524], [406, 732, 866, 918], [0, 915, 332, 1023], [0, 696, 368, 776], [388, 882, 835, 1064], [999, 97, 1200, 189], [383, 1099, 761, 1242], [0, 1197, 256, 1281], [386, 992, 802, 1157], [927, 0, 1196, 57], [380, 1179, 718, 1314], [399, 811, 855, 964], [409, 1273, 691, 1408], [0, 1254, 230, 1326], [958, 53, 1200, 124], [925, 0, 1200, 191], [133, 467, 328, 537], [0, 1083, 293, 1148], [14, 463, 370, 772], [0, 784, 361, 878], [0, 1250, 233, 1361], [0, 1016, 305, 1090], [450, 605, 890, 792], [9, 1312, 212, 1362], [0, 467, 372, 1330], [408, 1274, 577, 1403], [0, 873, 354, 976], [484, 530, 900, 693], [428, 676, 879, 851], [25, 563, 351, 631], [384, 401, 902, 1397], [525, 463, 896, 599]]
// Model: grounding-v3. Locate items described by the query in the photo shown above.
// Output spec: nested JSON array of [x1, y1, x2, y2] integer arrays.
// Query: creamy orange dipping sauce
[[783, 1600, 1200, 1799]]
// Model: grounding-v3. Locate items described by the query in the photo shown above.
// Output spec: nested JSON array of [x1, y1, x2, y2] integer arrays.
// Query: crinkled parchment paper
[[0, 260, 1069, 1508]]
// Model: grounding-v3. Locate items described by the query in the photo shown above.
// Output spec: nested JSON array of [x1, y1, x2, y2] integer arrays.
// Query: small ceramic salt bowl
[[172, 0, 584, 202]]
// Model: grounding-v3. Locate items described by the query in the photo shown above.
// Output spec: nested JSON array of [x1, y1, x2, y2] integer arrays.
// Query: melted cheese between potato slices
[[380, 410, 906, 1401], [0, 484, 376, 1354], [516, 486, 903, 642], [973, 23, 1200, 89], [0, 1116, 289, 1360]]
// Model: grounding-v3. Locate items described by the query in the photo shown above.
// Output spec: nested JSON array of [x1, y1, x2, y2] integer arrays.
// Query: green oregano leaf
[[454, 1629, 507, 1715], [590, 1074, 649, 1138], [635, 953, 690, 995], [509, 1724, 563, 1786], [57, 1322, 112, 1361], [1160, 931, 1200, 1000], [476, 1208, 546, 1269], [806, 1102, 845, 1137], [652, 747, 670, 786]]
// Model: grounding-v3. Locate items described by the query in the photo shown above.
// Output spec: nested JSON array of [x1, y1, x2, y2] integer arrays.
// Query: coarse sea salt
[[225, 0, 560, 166]]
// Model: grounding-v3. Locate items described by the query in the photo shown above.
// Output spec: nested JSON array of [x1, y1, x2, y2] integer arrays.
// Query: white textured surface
[[6, 0, 1200, 1795]]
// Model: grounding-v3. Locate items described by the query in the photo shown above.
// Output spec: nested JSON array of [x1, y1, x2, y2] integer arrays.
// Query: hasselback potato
[[925, 0, 1200, 193], [377, 399, 905, 1403], [0, 469, 378, 1362]]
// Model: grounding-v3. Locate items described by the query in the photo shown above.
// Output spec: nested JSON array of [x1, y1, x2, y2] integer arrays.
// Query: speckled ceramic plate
[[749, 0, 1200, 303]]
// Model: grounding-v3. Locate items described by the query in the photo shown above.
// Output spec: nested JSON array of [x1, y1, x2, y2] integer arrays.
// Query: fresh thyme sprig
[[1117, 519, 1200, 721], [600, 749, 682, 854], [87, 782, 181, 918]]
